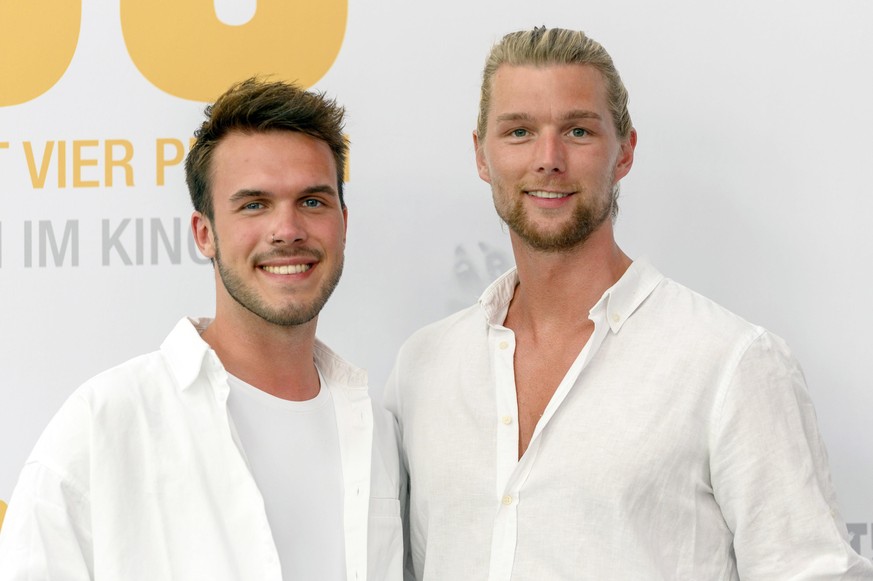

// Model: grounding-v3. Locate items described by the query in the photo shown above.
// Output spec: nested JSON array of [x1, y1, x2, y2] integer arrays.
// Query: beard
[[214, 236, 344, 327], [494, 180, 616, 252]]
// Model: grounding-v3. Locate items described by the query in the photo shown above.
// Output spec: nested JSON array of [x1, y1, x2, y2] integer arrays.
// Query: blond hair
[[477, 27, 632, 141]]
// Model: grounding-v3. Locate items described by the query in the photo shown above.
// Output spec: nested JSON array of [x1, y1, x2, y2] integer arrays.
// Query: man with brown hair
[[385, 27, 872, 579], [0, 78, 403, 581]]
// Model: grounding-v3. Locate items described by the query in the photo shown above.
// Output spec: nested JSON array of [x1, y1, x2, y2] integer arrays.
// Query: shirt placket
[[486, 300, 612, 581], [488, 324, 521, 581]]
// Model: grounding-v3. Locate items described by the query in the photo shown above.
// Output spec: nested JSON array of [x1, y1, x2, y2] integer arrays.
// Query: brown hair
[[185, 77, 347, 220]]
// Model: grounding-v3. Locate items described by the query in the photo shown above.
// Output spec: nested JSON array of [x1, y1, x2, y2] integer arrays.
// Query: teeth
[[528, 190, 570, 199], [262, 264, 311, 275]]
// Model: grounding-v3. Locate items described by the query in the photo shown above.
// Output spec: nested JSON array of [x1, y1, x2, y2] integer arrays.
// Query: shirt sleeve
[[710, 330, 873, 579], [383, 351, 417, 581], [0, 463, 94, 580], [0, 393, 94, 581]]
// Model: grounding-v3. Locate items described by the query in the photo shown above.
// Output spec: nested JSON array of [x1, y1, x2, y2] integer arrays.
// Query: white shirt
[[384, 259, 873, 580], [227, 373, 346, 581], [0, 318, 404, 581]]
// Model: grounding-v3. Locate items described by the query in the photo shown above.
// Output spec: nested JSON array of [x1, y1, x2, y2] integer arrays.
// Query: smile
[[261, 264, 312, 275], [526, 190, 572, 199]]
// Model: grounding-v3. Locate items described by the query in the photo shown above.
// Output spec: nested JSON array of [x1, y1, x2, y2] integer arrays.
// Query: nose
[[269, 205, 307, 245], [534, 131, 566, 174]]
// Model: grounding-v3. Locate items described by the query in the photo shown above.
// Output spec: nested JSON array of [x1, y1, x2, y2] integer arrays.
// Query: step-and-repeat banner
[[2, 0, 872, 554]]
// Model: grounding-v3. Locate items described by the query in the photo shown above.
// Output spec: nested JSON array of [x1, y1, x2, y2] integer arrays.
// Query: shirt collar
[[313, 339, 368, 389], [595, 258, 664, 333], [160, 317, 215, 391], [478, 268, 520, 325], [159, 317, 367, 393], [477, 258, 664, 332]]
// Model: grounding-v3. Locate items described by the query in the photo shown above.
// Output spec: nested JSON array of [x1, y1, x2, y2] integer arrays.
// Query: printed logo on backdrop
[[0, 1, 82, 107], [0, 0, 347, 105], [449, 242, 511, 312], [120, 0, 347, 101], [848, 523, 873, 558], [0, 0, 348, 270]]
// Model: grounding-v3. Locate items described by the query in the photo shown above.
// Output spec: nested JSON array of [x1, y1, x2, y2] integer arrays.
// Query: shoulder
[[384, 304, 487, 417], [645, 276, 768, 344], [19, 350, 163, 493], [29, 345, 182, 458], [614, 274, 803, 393], [396, 303, 483, 359], [73, 349, 175, 411], [645, 277, 804, 393]]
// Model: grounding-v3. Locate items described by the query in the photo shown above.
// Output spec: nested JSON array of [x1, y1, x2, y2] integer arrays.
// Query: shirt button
[[611, 313, 621, 323], [501, 415, 513, 425], [501, 495, 513, 506], [498, 340, 509, 350]]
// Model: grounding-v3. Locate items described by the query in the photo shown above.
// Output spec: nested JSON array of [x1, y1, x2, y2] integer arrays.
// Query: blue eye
[[570, 128, 588, 137], [511, 128, 529, 138], [302, 199, 322, 208], [244, 202, 264, 210]]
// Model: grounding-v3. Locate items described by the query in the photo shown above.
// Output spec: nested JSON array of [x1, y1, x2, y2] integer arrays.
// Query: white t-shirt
[[228, 372, 345, 581]]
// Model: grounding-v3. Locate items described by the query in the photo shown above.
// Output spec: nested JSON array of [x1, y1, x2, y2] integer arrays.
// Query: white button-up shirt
[[385, 260, 873, 580], [0, 318, 403, 581]]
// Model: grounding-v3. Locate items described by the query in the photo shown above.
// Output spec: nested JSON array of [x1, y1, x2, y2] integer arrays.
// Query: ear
[[341, 205, 349, 245], [613, 128, 637, 182], [191, 211, 216, 259], [473, 130, 491, 183]]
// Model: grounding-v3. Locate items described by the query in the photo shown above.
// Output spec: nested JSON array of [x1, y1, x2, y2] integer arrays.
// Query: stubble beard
[[494, 182, 615, 252], [214, 236, 344, 327]]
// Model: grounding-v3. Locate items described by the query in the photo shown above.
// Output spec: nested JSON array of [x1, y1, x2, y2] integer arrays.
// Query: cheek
[[484, 157, 516, 184], [221, 228, 260, 257], [478, 143, 523, 183]]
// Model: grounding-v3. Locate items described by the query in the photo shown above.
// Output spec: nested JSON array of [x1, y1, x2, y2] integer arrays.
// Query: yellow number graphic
[[0, 499, 6, 531], [0, 0, 81, 107], [121, 0, 347, 102]]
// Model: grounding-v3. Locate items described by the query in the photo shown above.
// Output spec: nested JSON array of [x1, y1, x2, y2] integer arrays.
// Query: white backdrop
[[2, 0, 872, 555]]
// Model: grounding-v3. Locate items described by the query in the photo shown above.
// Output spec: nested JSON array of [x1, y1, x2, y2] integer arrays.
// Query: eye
[[302, 198, 323, 208], [243, 201, 264, 210], [570, 127, 588, 138], [510, 128, 529, 138]]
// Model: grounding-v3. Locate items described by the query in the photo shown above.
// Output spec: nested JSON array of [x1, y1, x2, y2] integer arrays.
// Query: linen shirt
[[0, 317, 404, 581], [384, 260, 873, 580]]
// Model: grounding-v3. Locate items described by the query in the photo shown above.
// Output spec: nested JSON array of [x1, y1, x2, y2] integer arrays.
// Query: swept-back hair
[[477, 26, 632, 141]]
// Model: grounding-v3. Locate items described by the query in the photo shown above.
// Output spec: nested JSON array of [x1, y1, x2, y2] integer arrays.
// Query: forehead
[[211, 130, 337, 190], [487, 63, 611, 121]]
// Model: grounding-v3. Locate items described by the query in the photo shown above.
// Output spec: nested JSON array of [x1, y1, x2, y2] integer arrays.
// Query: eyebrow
[[494, 110, 603, 123], [494, 112, 535, 124], [228, 189, 267, 204], [228, 184, 338, 204], [561, 110, 603, 122]]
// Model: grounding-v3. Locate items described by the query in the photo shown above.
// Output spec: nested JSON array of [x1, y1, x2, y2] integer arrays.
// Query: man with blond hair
[[385, 27, 872, 579], [0, 78, 403, 581]]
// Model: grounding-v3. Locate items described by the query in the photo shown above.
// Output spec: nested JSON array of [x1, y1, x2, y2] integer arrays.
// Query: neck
[[507, 221, 631, 329], [201, 308, 321, 401]]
